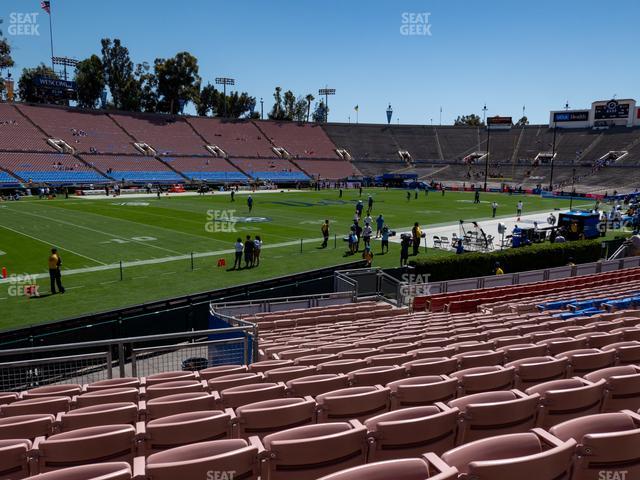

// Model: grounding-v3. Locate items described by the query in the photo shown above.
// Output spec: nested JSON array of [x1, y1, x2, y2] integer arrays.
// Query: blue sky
[[1, 0, 638, 125]]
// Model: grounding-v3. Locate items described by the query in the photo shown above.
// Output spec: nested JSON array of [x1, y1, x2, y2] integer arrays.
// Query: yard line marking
[[132, 276, 148, 280], [100, 281, 118, 285], [10, 208, 184, 256], [0, 223, 107, 266], [66, 286, 84, 290], [0, 237, 327, 284]]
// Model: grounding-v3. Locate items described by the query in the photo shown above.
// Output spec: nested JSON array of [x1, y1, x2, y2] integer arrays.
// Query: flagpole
[[48, 2, 54, 71]]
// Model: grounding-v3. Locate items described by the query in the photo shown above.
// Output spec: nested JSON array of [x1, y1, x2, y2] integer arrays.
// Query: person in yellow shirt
[[411, 222, 423, 256], [48, 248, 65, 294], [494, 262, 504, 275]]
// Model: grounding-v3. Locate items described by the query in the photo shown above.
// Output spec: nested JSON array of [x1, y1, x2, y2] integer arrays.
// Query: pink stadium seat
[[286, 374, 350, 397], [0, 396, 70, 417], [57, 402, 138, 431], [0, 439, 32, 479], [440, 430, 575, 480], [450, 366, 515, 395], [506, 356, 569, 389], [601, 341, 640, 365], [135, 438, 262, 480], [555, 348, 616, 376], [34, 424, 138, 472], [22, 384, 81, 399], [235, 397, 316, 439], [263, 365, 317, 383], [84, 378, 141, 392], [207, 372, 264, 392], [143, 410, 234, 454], [448, 390, 540, 444], [498, 343, 553, 362], [347, 366, 405, 387], [27, 462, 132, 480], [365, 353, 413, 367], [402, 357, 458, 376], [0, 393, 18, 405], [316, 386, 390, 422], [584, 365, 640, 412], [549, 411, 640, 480], [387, 375, 458, 408], [262, 421, 368, 480], [219, 382, 286, 409], [526, 378, 606, 429], [143, 371, 197, 386], [0, 414, 54, 440], [248, 360, 294, 373], [452, 350, 505, 369], [144, 392, 217, 421], [144, 380, 205, 400], [198, 365, 248, 381], [76, 387, 140, 408], [317, 359, 369, 375], [364, 404, 459, 460], [316, 455, 458, 479]]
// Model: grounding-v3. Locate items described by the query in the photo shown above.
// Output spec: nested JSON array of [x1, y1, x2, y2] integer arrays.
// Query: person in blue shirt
[[247, 195, 253, 212], [455, 239, 464, 254], [381, 225, 390, 254], [376, 214, 385, 238]]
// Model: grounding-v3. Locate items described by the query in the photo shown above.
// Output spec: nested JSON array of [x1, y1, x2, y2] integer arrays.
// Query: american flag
[[41, 1, 51, 14]]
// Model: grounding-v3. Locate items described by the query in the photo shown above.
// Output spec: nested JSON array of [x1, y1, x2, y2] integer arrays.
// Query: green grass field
[[0, 189, 582, 330]]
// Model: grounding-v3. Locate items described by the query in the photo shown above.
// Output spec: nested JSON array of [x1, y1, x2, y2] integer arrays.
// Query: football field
[[0, 189, 580, 330]]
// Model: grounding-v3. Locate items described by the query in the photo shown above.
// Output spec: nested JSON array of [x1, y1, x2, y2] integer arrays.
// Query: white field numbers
[[101, 237, 157, 244]]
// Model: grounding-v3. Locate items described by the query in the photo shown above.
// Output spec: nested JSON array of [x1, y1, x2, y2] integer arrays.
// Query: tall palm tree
[[305, 94, 315, 122]]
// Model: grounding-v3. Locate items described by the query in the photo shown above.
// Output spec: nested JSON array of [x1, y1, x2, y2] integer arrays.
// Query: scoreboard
[[594, 100, 630, 120]]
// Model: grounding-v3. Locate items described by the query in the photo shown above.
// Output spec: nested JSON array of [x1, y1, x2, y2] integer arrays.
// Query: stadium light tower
[[52, 56, 78, 81], [215, 77, 235, 117], [484, 119, 491, 192], [482, 104, 487, 124], [549, 117, 558, 191], [260, 97, 264, 119], [318, 87, 335, 123]]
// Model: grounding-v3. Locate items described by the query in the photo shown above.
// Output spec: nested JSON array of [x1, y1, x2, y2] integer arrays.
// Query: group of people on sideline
[[233, 235, 262, 270]]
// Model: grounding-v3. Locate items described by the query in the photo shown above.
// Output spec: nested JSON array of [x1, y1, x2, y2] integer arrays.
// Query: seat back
[[27, 462, 132, 480], [0, 396, 70, 417], [59, 402, 138, 431], [0, 414, 54, 440], [263, 422, 368, 480], [146, 392, 216, 420], [144, 439, 260, 480], [364, 405, 458, 460], [76, 388, 139, 408], [38, 424, 136, 472], [448, 390, 539, 444], [0, 439, 31, 478], [286, 374, 350, 397], [316, 386, 390, 423], [387, 376, 458, 408], [145, 410, 232, 454], [236, 397, 316, 439]]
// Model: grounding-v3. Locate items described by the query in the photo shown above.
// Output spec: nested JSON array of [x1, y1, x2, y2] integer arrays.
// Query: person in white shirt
[[253, 236, 262, 267], [233, 238, 243, 269], [491, 201, 498, 218], [516, 200, 523, 218], [362, 224, 373, 249]]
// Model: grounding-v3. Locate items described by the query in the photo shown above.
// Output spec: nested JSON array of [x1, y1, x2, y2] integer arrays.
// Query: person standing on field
[[411, 222, 422, 256], [253, 236, 262, 267], [321, 220, 330, 248], [244, 235, 255, 268], [48, 248, 65, 294], [233, 238, 243, 269], [517, 200, 523, 219], [492, 201, 498, 218], [247, 195, 253, 213]]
